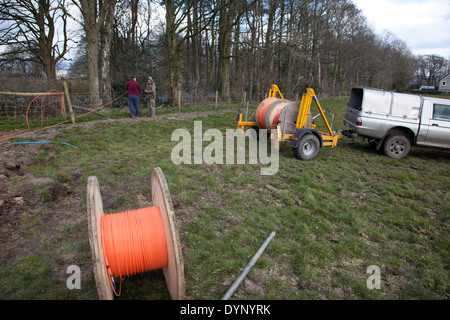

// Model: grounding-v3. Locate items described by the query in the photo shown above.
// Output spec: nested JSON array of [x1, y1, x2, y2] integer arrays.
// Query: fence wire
[[0, 88, 345, 122]]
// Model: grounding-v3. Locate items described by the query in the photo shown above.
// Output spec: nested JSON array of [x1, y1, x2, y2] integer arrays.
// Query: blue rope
[[0, 141, 77, 148], [59, 142, 78, 149]]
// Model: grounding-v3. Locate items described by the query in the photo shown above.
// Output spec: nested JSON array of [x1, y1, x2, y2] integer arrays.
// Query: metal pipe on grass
[[221, 231, 276, 300]]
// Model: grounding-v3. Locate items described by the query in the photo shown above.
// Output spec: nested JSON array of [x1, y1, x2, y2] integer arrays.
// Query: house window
[[443, 81, 447, 86]]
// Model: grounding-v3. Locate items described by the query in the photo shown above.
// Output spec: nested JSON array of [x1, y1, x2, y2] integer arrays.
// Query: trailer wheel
[[293, 134, 320, 161], [383, 134, 411, 159]]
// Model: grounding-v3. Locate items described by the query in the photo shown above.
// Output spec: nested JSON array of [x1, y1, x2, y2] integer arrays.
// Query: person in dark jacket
[[144, 76, 157, 117], [126, 76, 141, 117]]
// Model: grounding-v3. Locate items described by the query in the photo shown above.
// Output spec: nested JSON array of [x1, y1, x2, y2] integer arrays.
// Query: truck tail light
[[356, 117, 362, 126]]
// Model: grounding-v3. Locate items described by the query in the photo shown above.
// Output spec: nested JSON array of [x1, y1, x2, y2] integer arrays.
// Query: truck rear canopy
[[349, 87, 421, 119]]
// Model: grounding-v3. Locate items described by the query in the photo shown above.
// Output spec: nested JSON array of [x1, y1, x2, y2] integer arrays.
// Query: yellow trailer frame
[[236, 85, 343, 160], [236, 84, 285, 129], [269, 84, 284, 100]]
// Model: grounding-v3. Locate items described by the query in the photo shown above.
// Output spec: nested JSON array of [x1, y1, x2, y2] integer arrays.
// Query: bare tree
[[61, 0, 117, 106], [218, 0, 248, 103], [417, 54, 448, 88], [0, 0, 70, 80], [54, 0, 423, 105], [161, 0, 216, 106], [114, 0, 140, 55]]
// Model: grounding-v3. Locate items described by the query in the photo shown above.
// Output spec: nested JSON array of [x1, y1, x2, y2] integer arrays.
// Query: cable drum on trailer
[[255, 97, 313, 135], [277, 101, 312, 135], [263, 99, 291, 130], [255, 97, 278, 129]]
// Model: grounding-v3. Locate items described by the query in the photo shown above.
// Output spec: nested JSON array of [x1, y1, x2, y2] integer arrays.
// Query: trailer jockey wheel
[[292, 134, 320, 161]]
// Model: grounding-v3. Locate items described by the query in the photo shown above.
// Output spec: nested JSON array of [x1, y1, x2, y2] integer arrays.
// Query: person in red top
[[126, 76, 141, 117]]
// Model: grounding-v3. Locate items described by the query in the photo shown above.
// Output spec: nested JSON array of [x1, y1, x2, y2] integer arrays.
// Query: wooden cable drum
[[255, 97, 278, 129], [87, 167, 185, 300], [278, 101, 311, 135], [263, 99, 291, 130]]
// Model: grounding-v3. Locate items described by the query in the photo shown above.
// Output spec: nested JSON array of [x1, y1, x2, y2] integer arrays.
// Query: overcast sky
[[353, 0, 450, 58]]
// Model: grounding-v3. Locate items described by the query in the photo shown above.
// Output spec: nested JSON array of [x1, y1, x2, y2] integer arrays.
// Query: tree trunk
[[36, 0, 59, 80], [166, 0, 181, 106], [263, 0, 276, 90], [191, 1, 200, 93], [99, 1, 116, 103], [42, 54, 57, 80], [85, 24, 101, 106], [218, 0, 238, 104], [74, 0, 116, 107], [208, 25, 216, 84]]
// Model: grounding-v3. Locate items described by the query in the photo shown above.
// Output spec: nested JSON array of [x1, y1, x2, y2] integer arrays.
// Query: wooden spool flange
[[87, 167, 185, 300], [277, 101, 301, 135], [263, 99, 290, 130], [277, 101, 312, 135], [255, 97, 278, 129]]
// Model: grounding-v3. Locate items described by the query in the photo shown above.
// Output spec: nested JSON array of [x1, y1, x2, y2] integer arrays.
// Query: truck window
[[433, 104, 450, 121], [348, 88, 363, 110]]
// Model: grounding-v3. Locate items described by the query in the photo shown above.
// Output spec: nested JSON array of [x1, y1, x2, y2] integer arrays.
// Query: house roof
[[440, 74, 450, 82]]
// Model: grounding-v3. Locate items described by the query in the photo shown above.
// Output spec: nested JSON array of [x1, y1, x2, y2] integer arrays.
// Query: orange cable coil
[[100, 206, 169, 294], [255, 97, 278, 129]]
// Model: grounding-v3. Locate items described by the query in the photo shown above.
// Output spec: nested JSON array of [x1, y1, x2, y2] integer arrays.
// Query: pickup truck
[[343, 87, 450, 159]]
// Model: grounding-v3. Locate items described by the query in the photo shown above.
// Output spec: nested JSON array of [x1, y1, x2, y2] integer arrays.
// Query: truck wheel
[[293, 134, 320, 161], [383, 135, 411, 159]]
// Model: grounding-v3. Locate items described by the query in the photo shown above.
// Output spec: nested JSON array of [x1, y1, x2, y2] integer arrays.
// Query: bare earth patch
[[0, 109, 235, 276]]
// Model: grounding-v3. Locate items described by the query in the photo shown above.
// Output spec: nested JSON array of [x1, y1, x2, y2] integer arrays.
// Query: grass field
[[0, 96, 449, 300]]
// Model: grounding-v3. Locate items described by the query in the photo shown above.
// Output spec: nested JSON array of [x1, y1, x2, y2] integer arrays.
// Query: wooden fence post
[[178, 90, 181, 112], [63, 80, 76, 124], [215, 91, 218, 110]]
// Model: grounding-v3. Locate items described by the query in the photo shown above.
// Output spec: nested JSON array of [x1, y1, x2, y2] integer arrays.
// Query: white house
[[56, 69, 68, 79], [439, 74, 450, 93]]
